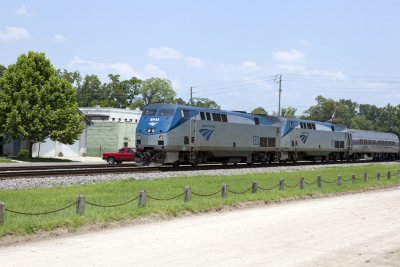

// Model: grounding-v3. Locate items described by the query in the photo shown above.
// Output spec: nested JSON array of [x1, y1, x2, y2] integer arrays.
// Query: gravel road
[[1, 187, 400, 266]]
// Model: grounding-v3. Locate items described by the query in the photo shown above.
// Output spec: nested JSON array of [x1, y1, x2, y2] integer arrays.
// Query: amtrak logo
[[199, 128, 215, 141], [148, 118, 159, 127], [300, 134, 309, 144]]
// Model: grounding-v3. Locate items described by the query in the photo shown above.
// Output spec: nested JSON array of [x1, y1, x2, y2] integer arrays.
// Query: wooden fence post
[[352, 174, 356, 184], [300, 177, 304, 190], [337, 175, 342, 186], [364, 172, 368, 182], [76, 195, 85, 215], [387, 171, 391, 180], [377, 172, 381, 181], [184, 186, 192, 202], [138, 190, 146, 208], [221, 184, 228, 198], [251, 181, 257, 194], [279, 179, 284, 191], [317, 176, 322, 188], [0, 202, 4, 225]]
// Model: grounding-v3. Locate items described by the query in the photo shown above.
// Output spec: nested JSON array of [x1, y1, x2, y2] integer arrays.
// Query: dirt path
[[1, 188, 400, 266]]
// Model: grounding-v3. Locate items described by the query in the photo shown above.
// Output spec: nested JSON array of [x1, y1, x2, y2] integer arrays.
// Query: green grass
[[0, 158, 16, 163], [0, 163, 399, 239]]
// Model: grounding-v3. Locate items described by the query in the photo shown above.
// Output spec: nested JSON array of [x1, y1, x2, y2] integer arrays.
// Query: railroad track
[[0, 160, 384, 179]]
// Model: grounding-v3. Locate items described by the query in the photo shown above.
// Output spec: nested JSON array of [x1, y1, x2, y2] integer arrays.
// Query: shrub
[[18, 149, 29, 159]]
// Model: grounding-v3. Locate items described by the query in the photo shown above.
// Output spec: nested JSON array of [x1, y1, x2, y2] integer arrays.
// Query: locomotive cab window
[[206, 112, 211, 121], [254, 117, 260, 125], [200, 112, 205, 120], [181, 109, 190, 118]]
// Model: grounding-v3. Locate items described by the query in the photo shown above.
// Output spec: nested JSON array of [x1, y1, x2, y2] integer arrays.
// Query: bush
[[18, 149, 29, 159]]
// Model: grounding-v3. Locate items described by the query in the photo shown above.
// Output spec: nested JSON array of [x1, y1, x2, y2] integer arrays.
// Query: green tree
[[0, 51, 84, 158], [78, 74, 102, 107], [350, 115, 373, 130], [191, 97, 220, 109], [0, 65, 6, 77], [106, 74, 141, 108], [57, 69, 82, 88], [251, 107, 267, 115], [303, 95, 336, 122], [138, 78, 176, 108], [281, 107, 297, 118]]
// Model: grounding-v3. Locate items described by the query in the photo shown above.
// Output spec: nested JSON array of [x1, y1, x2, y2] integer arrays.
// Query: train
[[135, 103, 400, 166]]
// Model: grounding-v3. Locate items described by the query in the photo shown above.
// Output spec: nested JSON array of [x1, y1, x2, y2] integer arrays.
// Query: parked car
[[102, 147, 135, 164]]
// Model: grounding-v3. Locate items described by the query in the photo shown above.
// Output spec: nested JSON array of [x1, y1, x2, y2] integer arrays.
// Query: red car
[[102, 147, 135, 164]]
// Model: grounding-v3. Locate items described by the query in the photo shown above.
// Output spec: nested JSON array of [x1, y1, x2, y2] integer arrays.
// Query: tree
[[303, 95, 336, 122], [105, 74, 141, 108], [0, 65, 6, 77], [0, 51, 84, 158], [281, 107, 297, 118], [191, 97, 220, 109], [138, 78, 176, 109], [78, 74, 103, 107], [251, 107, 267, 115], [350, 115, 373, 130]]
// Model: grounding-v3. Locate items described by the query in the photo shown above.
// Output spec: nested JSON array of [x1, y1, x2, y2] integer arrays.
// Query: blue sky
[[1, 1, 399, 114]]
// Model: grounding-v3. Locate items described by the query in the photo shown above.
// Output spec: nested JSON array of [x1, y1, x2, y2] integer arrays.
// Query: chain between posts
[[86, 197, 139, 208], [5, 202, 76, 216]]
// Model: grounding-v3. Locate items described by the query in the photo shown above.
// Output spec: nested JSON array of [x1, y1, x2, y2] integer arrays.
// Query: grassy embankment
[[0, 163, 399, 238]]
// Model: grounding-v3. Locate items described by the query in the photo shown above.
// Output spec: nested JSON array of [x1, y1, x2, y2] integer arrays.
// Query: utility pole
[[190, 86, 193, 106], [275, 74, 282, 116]]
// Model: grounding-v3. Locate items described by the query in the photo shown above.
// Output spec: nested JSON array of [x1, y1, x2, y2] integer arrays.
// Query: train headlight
[[159, 135, 163, 140], [137, 135, 141, 139]]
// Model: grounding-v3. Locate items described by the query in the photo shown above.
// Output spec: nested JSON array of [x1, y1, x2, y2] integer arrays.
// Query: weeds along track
[[0, 160, 384, 179]]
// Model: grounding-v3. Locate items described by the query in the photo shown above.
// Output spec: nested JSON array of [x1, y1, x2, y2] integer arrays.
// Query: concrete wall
[[87, 121, 136, 156]]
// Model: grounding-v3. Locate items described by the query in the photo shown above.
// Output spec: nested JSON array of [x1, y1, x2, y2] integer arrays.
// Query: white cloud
[[52, 34, 66, 43], [185, 56, 205, 68], [148, 47, 182, 59], [143, 64, 167, 78], [0, 27, 31, 41], [14, 5, 32, 17], [69, 56, 140, 79], [302, 70, 346, 80], [273, 49, 305, 63]]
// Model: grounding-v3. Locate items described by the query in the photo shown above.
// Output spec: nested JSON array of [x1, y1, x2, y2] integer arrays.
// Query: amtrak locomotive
[[135, 103, 400, 166]]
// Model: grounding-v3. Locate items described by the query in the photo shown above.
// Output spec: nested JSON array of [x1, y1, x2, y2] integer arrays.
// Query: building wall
[[87, 121, 136, 156]]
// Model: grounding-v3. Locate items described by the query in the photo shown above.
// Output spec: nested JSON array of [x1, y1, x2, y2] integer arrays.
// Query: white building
[[79, 106, 142, 123]]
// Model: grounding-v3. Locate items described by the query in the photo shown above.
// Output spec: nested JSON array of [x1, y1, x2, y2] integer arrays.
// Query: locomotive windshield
[[143, 109, 175, 116], [143, 109, 157, 116], [158, 109, 175, 116]]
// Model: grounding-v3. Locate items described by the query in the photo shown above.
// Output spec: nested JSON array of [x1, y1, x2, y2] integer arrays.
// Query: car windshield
[[143, 109, 157, 116], [158, 109, 175, 116]]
